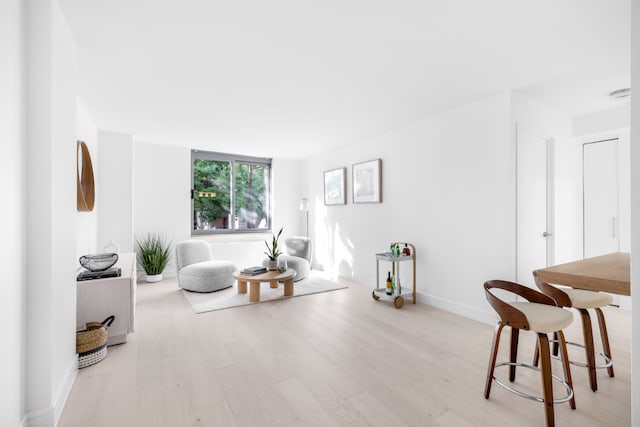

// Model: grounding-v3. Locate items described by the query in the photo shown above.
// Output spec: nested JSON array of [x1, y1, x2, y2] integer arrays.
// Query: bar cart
[[372, 242, 416, 309]]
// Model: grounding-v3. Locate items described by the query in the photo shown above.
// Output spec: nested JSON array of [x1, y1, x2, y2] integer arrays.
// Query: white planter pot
[[267, 260, 278, 271], [146, 273, 163, 283]]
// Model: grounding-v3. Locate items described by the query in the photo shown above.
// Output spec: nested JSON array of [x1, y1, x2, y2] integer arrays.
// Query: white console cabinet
[[77, 252, 136, 346]]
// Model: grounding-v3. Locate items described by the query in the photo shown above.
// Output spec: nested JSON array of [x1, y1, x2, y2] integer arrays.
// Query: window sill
[[190, 232, 271, 243]]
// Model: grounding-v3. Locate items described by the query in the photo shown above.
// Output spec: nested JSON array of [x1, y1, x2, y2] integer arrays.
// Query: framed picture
[[324, 167, 346, 205], [353, 159, 382, 203]]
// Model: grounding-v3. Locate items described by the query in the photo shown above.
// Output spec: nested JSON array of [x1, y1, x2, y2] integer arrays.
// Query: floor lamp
[[299, 198, 309, 237]]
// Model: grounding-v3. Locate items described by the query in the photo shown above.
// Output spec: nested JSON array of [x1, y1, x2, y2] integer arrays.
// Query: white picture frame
[[324, 167, 346, 205], [353, 159, 382, 203]]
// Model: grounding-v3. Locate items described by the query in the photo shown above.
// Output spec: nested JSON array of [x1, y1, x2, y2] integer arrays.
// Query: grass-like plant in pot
[[264, 227, 283, 271], [136, 233, 171, 282]]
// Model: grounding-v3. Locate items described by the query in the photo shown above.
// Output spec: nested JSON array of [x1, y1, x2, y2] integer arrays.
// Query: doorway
[[516, 128, 554, 286], [583, 138, 620, 258]]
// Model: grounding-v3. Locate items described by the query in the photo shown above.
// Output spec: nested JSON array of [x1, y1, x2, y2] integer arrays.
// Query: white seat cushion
[[179, 260, 236, 292], [563, 288, 613, 309], [509, 302, 574, 333], [180, 260, 235, 278]]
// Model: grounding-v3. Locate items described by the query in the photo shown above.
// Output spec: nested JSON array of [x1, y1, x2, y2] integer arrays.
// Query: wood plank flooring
[[59, 273, 631, 426]]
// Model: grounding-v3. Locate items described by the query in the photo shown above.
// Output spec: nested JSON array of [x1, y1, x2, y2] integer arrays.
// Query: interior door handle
[[611, 217, 616, 238], [542, 231, 552, 238]]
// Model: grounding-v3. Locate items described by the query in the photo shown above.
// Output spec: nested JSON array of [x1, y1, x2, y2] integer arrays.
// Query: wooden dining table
[[532, 252, 630, 296]]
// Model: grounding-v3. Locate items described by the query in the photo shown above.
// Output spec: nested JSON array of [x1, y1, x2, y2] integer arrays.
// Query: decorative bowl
[[79, 253, 119, 272]]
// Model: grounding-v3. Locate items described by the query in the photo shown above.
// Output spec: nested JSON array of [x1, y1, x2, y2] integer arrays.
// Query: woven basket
[[76, 315, 115, 368]]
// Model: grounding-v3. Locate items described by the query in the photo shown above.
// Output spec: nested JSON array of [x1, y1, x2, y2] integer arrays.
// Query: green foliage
[[136, 233, 171, 275], [264, 227, 283, 260], [193, 159, 270, 230], [193, 159, 231, 227], [235, 162, 269, 228]]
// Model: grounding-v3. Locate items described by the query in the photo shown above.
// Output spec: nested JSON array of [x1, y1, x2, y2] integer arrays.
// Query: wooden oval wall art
[[76, 140, 95, 211]]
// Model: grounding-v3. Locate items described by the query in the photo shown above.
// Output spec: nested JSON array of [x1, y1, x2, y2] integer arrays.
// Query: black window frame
[[191, 150, 272, 235]]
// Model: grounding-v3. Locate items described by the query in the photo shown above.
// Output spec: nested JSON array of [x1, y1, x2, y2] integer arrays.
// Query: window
[[191, 150, 272, 234]]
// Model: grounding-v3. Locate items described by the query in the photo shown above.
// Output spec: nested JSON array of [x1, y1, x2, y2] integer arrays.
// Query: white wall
[[573, 104, 630, 136], [76, 99, 98, 258], [618, 129, 631, 254], [98, 131, 134, 253], [132, 142, 303, 277], [133, 142, 190, 276], [630, 0, 639, 423], [49, 5, 78, 421], [272, 158, 304, 236], [0, 0, 27, 425], [553, 138, 584, 263], [301, 93, 513, 323], [26, 0, 79, 425]]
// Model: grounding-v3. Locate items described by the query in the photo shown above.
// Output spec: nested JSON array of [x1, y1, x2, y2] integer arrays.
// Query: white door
[[516, 130, 553, 286], [583, 139, 620, 258]]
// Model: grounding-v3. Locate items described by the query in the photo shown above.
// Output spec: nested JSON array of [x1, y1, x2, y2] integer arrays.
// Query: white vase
[[146, 273, 163, 283], [267, 260, 278, 271]]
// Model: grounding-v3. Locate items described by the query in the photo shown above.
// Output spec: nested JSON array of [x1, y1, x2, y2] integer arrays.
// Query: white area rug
[[182, 276, 348, 313]]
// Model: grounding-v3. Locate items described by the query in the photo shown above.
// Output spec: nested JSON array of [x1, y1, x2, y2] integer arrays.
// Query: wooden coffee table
[[233, 269, 297, 302]]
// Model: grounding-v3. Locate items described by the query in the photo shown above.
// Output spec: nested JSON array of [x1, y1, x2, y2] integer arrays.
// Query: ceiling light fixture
[[609, 88, 631, 101]]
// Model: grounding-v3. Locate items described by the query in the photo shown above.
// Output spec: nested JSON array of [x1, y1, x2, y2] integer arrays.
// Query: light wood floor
[[59, 273, 631, 426]]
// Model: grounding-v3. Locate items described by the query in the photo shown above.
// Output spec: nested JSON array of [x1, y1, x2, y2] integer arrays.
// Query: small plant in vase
[[264, 227, 283, 271], [136, 233, 171, 282]]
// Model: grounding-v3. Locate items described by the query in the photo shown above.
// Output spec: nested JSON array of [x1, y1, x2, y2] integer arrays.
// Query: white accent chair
[[282, 236, 312, 281], [175, 240, 236, 292], [263, 236, 312, 281]]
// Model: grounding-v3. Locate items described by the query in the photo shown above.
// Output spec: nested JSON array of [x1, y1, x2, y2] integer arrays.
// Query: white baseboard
[[25, 356, 77, 427], [24, 406, 53, 427], [415, 291, 497, 326], [53, 356, 78, 425]]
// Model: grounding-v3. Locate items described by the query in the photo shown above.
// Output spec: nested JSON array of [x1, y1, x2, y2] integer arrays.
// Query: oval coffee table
[[233, 269, 296, 302]]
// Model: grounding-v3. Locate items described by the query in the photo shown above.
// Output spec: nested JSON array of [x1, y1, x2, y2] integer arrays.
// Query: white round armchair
[[263, 236, 312, 281], [175, 240, 236, 292]]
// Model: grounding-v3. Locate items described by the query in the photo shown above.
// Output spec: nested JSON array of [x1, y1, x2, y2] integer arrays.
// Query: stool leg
[[537, 333, 555, 427], [578, 308, 598, 392], [484, 322, 504, 399], [594, 307, 614, 378], [509, 328, 519, 382], [532, 332, 558, 368], [556, 330, 576, 410]]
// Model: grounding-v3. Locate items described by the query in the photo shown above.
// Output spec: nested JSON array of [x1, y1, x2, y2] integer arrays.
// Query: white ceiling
[[59, 0, 630, 159]]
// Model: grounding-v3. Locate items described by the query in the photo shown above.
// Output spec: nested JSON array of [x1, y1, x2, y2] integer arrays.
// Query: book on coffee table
[[241, 266, 267, 275]]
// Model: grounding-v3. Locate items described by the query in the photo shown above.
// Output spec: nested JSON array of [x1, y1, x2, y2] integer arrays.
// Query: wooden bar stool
[[484, 280, 576, 427], [533, 275, 614, 392]]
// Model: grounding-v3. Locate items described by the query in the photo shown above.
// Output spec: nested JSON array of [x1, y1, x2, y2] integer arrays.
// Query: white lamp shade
[[299, 198, 309, 211]]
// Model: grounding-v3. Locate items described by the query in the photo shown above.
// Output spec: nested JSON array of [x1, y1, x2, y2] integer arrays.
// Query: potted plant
[[264, 227, 283, 271], [136, 233, 171, 282]]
